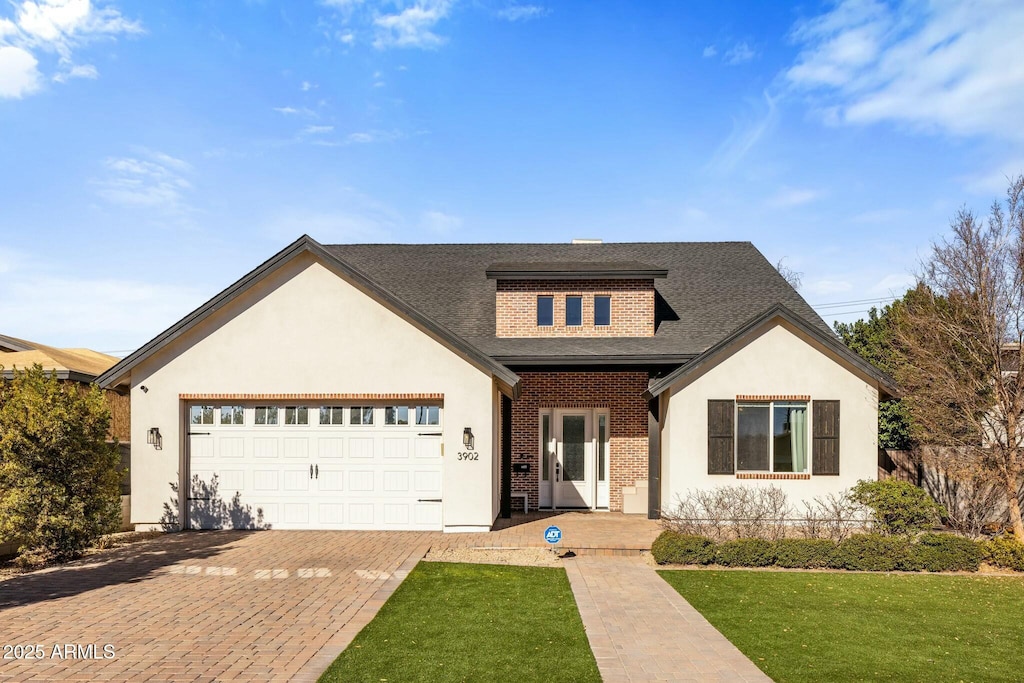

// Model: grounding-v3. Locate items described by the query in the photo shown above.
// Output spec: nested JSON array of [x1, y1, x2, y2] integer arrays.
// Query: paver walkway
[[0, 531, 430, 682], [565, 556, 771, 683]]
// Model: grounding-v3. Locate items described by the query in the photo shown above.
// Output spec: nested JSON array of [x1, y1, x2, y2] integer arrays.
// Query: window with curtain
[[736, 401, 808, 473]]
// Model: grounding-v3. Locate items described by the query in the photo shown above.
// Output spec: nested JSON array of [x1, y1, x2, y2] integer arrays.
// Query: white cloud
[[0, 0, 141, 98], [786, 0, 1024, 140], [95, 149, 193, 210], [805, 279, 853, 296], [302, 124, 334, 134], [337, 30, 354, 44], [373, 0, 451, 50], [0, 271, 201, 351], [871, 272, 915, 294], [0, 45, 40, 97], [724, 41, 755, 65], [962, 159, 1024, 196], [702, 45, 717, 58], [706, 91, 777, 174], [767, 187, 822, 208], [421, 210, 461, 235], [496, 4, 548, 21], [300, 80, 316, 91], [52, 61, 96, 81]]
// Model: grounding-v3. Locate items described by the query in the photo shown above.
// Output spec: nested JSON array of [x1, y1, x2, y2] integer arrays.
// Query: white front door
[[553, 410, 593, 509]]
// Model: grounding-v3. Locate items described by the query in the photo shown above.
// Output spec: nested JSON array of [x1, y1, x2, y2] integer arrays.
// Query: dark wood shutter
[[708, 400, 735, 474], [812, 400, 840, 475]]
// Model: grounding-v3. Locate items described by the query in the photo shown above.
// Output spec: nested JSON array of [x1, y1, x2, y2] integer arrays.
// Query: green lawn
[[320, 561, 600, 683], [659, 569, 1024, 683]]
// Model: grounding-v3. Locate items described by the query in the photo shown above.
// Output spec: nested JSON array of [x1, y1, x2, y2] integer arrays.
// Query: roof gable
[[96, 236, 521, 396], [644, 303, 899, 399]]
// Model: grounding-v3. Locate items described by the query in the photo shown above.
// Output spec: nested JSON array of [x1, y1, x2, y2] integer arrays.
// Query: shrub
[[798, 491, 868, 542], [774, 538, 838, 568], [661, 485, 792, 541], [0, 365, 123, 567], [714, 538, 776, 567], [850, 479, 945, 537], [833, 533, 921, 571], [913, 533, 982, 572], [981, 537, 1024, 571], [651, 531, 715, 565]]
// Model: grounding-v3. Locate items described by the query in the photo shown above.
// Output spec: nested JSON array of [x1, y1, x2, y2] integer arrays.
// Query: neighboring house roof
[[644, 304, 899, 399], [0, 333, 38, 353], [97, 236, 522, 396], [328, 242, 830, 363], [0, 345, 120, 383]]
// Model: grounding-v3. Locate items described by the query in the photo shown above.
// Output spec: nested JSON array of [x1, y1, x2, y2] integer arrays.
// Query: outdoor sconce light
[[463, 427, 474, 450], [147, 427, 162, 449]]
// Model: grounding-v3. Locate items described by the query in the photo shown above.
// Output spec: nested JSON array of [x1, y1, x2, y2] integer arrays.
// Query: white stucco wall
[[661, 320, 879, 511], [128, 253, 498, 532]]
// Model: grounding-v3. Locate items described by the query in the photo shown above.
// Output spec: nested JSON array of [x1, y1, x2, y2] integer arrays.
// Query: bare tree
[[776, 257, 803, 290], [896, 175, 1024, 538]]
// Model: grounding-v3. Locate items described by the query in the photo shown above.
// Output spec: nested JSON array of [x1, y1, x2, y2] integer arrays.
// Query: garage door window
[[415, 406, 440, 425], [284, 406, 309, 425], [220, 405, 244, 426], [385, 406, 409, 425], [255, 406, 279, 425], [190, 405, 214, 425], [350, 406, 374, 425], [320, 406, 345, 425]]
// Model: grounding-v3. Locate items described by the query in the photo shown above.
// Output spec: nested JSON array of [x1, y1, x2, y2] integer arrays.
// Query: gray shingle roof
[[326, 242, 832, 361]]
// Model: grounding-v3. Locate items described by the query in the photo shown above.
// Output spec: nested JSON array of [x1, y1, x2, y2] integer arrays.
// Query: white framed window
[[284, 406, 308, 425], [255, 406, 279, 426], [415, 406, 440, 425], [736, 401, 808, 473], [190, 405, 214, 425], [385, 406, 409, 426], [319, 406, 346, 425], [219, 405, 244, 426], [350, 406, 374, 425], [594, 295, 611, 327]]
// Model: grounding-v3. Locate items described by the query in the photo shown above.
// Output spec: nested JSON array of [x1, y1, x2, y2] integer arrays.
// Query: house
[[0, 338, 130, 443], [97, 236, 896, 533]]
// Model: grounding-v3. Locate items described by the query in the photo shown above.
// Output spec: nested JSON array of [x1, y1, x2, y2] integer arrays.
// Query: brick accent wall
[[510, 371, 649, 512], [496, 279, 655, 338]]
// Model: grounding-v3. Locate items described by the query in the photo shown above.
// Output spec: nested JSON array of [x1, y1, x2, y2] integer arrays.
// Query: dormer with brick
[[487, 262, 667, 338]]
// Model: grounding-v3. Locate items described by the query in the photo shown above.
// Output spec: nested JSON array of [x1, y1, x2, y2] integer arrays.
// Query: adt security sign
[[544, 525, 562, 544]]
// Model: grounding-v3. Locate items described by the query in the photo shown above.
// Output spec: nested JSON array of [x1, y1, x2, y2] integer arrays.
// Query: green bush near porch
[[320, 562, 600, 683]]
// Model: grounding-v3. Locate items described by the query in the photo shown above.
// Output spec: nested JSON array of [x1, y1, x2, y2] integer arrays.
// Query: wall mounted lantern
[[147, 427, 162, 449], [462, 427, 474, 450]]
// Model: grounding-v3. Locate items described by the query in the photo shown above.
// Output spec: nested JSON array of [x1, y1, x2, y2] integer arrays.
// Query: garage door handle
[[418, 432, 442, 436], [315, 464, 319, 479], [418, 498, 442, 503], [310, 464, 313, 479]]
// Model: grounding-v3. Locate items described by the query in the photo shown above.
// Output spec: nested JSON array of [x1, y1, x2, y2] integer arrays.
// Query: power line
[[811, 296, 897, 309]]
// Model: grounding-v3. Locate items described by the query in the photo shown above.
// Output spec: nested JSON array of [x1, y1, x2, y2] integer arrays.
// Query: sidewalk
[[565, 556, 771, 682]]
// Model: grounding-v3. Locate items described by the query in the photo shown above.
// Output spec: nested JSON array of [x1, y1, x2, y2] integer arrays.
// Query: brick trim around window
[[736, 472, 811, 480], [735, 394, 810, 401]]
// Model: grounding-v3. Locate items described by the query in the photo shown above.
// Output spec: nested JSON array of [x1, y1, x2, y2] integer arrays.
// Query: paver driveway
[[0, 531, 431, 682]]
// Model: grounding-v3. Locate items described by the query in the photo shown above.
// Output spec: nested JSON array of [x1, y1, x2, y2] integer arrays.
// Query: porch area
[[433, 511, 661, 556]]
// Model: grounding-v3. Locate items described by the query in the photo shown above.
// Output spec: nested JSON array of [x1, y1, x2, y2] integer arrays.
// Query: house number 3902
[[457, 452, 479, 461]]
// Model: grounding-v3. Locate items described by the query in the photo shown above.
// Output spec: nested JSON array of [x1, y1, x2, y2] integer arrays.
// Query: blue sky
[[2, 0, 1024, 355]]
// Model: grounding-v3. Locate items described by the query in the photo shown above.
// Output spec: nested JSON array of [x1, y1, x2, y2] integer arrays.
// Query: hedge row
[[651, 530, 1024, 572]]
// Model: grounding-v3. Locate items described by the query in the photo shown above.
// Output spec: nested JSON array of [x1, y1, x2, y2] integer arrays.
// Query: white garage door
[[185, 402, 443, 530]]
